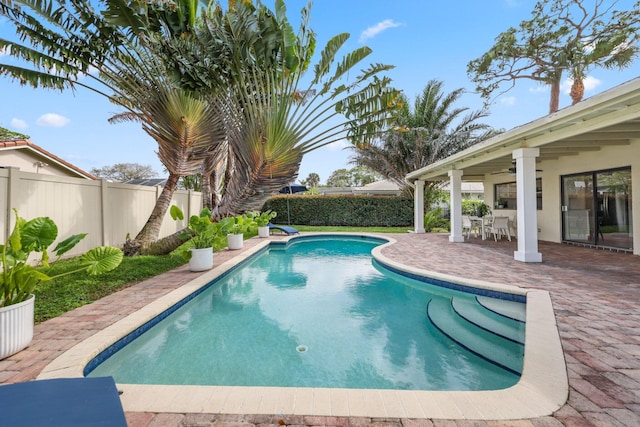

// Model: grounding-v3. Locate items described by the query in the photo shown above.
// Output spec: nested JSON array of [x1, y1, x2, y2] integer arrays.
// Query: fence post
[[100, 179, 109, 246], [5, 167, 20, 239]]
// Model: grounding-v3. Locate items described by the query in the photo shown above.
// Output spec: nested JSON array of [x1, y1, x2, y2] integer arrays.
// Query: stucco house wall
[[479, 138, 639, 254]]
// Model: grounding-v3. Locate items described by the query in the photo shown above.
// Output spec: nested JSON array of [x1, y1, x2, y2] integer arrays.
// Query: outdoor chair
[[461, 215, 479, 239], [0, 376, 127, 426], [488, 216, 511, 241], [268, 223, 299, 235]]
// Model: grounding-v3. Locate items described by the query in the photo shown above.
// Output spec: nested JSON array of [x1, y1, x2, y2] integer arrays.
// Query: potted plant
[[170, 206, 232, 271], [250, 210, 277, 238], [497, 198, 508, 209], [475, 202, 491, 218], [226, 214, 256, 250], [0, 209, 123, 360]]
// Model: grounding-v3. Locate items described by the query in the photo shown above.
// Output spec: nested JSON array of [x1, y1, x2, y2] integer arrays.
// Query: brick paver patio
[[1, 233, 639, 426]]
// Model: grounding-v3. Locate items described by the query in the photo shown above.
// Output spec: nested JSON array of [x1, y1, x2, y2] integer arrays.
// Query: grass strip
[[34, 254, 186, 323]]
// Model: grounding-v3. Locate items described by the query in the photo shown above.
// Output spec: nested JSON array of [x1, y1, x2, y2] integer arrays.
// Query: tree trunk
[[549, 78, 561, 113], [140, 227, 193, 255], [570, 79, 584, 105], [124, 172, 181, 256]]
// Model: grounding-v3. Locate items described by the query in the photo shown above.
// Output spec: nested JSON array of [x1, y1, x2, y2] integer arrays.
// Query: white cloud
[[561, 75, 601, 94], [36, 113, 70, 128], [326, 139, 350, 151], [528, 85, 548, 94], [10, 118, 28, 130], [500, 96, 516, 106], [359, 19, 402, 43]]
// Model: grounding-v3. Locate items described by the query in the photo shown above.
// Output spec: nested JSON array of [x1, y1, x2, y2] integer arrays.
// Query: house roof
[[406, 77, 640, 183], [0, 139, 97, 180]]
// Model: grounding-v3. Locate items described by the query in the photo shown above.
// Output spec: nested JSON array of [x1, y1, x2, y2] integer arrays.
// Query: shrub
[[263, 195, 413, 227]]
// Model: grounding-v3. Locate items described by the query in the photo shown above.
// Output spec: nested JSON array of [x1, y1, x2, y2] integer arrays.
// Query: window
[[494, 178, 542, 210]]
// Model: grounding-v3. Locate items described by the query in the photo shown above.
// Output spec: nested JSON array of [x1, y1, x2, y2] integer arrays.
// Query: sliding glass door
[[561, 168, 632, 250]]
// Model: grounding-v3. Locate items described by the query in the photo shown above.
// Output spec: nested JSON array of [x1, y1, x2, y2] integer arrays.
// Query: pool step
[[476, 296, 526, 322], [451, 298, 525, 345], [427, 298, 524, 375]]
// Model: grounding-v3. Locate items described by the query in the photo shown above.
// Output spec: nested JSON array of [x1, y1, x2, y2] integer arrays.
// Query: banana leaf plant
[[0, 209, 124, 308]]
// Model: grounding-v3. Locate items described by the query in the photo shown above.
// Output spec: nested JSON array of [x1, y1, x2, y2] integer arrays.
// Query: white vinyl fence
[[0, 167, 202, 258]]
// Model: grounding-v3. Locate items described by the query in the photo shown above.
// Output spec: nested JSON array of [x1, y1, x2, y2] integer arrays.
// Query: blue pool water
[[87, 236, 525, 391]]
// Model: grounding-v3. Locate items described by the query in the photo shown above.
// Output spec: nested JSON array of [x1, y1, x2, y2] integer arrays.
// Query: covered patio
[[407, 77, 640, 262]]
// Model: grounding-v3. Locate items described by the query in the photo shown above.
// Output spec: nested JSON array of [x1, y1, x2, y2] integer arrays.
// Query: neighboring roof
[[355, 179, 400, 191], [0, 139, 97, 180], [406, 77, 640, 183], [125, 178, 168, 186]]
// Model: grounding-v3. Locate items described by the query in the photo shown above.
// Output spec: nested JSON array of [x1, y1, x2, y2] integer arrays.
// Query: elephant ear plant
[[0, 209, 124, 308]]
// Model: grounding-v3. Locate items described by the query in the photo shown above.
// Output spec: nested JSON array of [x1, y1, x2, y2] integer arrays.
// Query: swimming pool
[[86, 235, 524, 391]]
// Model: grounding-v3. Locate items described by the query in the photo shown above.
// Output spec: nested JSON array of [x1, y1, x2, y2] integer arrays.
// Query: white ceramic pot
[[258, 226, 270, 238], [189, 247, 214, 272], [0, 294, 35, 360], [227, 233, 244, 250]]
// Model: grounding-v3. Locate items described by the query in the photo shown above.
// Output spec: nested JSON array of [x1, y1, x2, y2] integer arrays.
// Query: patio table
[[469, 216, 492, 240]]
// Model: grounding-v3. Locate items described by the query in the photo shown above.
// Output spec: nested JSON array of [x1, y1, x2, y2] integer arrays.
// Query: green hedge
[[262, 195, 413, 226]]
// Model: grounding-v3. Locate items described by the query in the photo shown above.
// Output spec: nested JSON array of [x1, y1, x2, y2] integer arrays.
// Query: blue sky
[[1, 0, 638, 184]]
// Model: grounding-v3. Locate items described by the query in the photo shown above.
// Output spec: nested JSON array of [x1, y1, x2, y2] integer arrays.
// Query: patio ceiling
[[406, 77, 640, 183]]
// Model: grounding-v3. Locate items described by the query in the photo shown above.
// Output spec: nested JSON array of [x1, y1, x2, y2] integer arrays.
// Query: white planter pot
[[0, 294, 35, 360], [258, 226, 270, 238], [227, 233, 244, 250], [189, 247, 214, 272]]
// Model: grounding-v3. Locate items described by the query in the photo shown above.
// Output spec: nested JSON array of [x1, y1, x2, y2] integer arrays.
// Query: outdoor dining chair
[[462, 215, 479, 239], [488, 216, 512, 241]]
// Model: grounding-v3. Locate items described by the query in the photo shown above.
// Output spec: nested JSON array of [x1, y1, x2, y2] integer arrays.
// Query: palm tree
[[0, 0, 400, 252], [353, 80, 495, 198], [165, 0, 402, 217]]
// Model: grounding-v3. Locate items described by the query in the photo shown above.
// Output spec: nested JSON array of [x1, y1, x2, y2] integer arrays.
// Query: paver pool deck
[[1, 232, 639, 426]]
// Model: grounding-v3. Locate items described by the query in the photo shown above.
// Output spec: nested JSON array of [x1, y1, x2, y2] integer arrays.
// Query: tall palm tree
[[164, 0, 402, 217], [353, 80, 495, 198]]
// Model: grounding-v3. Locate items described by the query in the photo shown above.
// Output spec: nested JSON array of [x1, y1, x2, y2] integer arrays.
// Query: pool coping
[[37, 233, 568, 420]]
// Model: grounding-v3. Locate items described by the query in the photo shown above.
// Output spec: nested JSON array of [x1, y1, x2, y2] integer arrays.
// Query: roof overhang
[[406, 77, 640, 183]]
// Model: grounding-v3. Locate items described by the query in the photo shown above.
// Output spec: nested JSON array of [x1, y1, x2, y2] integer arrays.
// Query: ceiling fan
[[491, 160, 543, 175]]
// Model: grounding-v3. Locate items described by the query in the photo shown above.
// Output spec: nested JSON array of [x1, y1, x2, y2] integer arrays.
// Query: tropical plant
[[462, 200, 491, 217], [352, 80, 495, 197], [227, 214, 256, 235], [423, 208, 450, 233], [467, 0, 640, 113], [169, 205, 232, 252], [1, 209, 123, 308], [300, 173, 321, 188], [250, 210, 278, 227]]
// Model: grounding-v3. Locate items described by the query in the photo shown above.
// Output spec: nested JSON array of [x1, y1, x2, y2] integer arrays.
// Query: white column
[[448, 170, 464, 243], [513, 148, 542, 262], [414, 179, 425, 234]]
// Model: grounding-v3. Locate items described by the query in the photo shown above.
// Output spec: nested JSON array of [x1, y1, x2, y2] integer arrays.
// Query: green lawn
[[33, 226, 408, 323], [35, 254, 186, 323]]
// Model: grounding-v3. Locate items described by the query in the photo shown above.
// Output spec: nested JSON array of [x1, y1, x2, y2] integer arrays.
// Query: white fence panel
[[0, 167, 202, 258]]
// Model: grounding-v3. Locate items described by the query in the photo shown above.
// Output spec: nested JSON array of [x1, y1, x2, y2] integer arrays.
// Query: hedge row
[[262, 195, 414, 227]]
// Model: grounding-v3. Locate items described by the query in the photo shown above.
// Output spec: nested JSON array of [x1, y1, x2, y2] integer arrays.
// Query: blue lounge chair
[[268, 222, 299, 235], [0, 376, 127, 426]]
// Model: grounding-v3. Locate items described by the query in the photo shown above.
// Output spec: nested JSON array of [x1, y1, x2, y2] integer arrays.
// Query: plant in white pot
[[0, 209, 123, 360], [226, 214, 255, 250], [251, 210, 277, 238], [170, 206, 233, 271]]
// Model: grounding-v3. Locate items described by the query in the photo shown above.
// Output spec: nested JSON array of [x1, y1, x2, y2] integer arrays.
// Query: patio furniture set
[[463, 215, 514, 241]]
